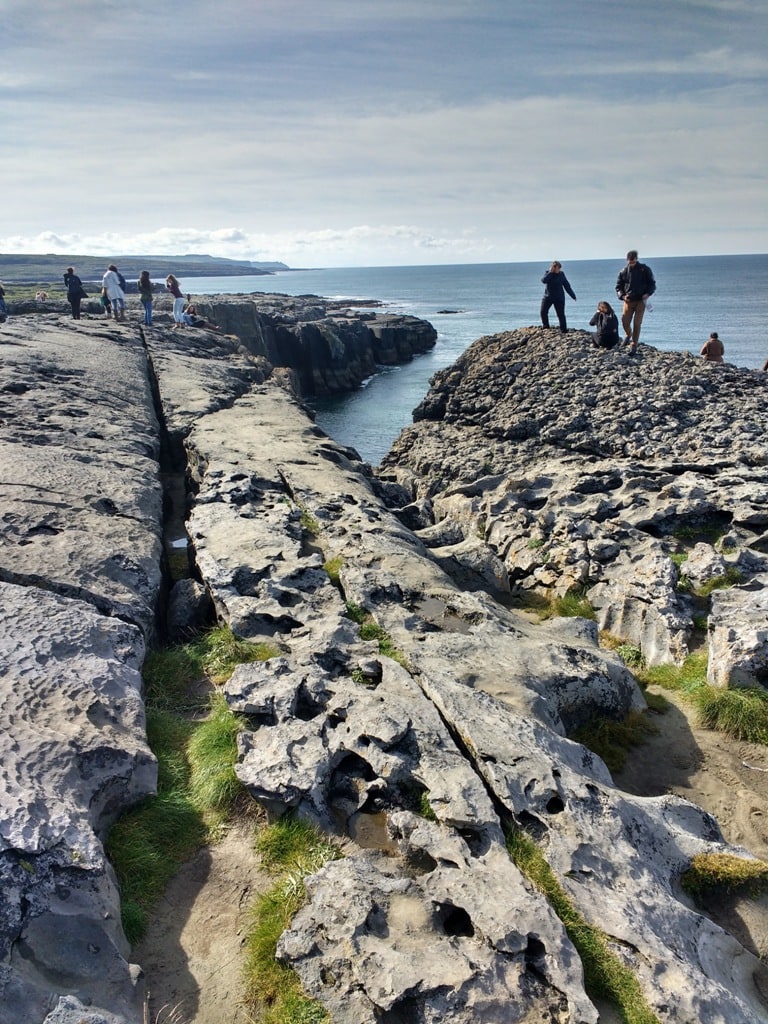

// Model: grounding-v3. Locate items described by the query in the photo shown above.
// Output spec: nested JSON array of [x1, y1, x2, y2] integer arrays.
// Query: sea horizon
[[189, 254, 768, 464]]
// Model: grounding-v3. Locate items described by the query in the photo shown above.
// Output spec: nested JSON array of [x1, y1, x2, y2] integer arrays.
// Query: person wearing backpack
[[64, 266, 87, 320], [615, 250, 656, 354]]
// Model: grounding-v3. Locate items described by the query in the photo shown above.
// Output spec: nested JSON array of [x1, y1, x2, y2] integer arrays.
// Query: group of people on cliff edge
[[63, 267, 190, 328], [539, 250, 656, 356]]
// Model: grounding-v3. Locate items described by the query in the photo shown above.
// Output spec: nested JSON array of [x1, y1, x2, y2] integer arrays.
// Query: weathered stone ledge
[[1, 314, 767, 1023]]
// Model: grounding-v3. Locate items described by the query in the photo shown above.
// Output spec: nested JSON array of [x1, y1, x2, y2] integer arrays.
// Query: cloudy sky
[[1, 0, 765, 267]]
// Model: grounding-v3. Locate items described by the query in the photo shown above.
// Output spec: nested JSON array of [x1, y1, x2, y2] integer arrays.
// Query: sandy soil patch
[[135, 819, 267, 1024]]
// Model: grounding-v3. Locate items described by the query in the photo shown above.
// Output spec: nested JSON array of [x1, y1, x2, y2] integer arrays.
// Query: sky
[[1, 0, 766, 268]]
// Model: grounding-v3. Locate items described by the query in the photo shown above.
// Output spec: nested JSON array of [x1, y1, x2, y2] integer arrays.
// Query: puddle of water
[[348, 811, 397, 853], [414, 597, 471, 634]]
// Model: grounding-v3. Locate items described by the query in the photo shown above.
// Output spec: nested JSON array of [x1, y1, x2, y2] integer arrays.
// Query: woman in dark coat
[[589, 301, 620, 349], [63, 266, 87, 320], [540, 261, 577, 332]]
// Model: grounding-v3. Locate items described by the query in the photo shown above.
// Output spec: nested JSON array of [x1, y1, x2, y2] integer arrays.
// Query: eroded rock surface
[[0, 317, 162, 1024], [3, 311, 768, 1024], [380, 327, 768, 678]]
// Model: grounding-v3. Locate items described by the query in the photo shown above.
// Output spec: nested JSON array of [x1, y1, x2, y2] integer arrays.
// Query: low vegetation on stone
[[107, 626, 275, 943], [243, 817, 340, 1024], [681, 852, 768, 901], [506, 826, 661, 1024], [346, 601, 409, 667], [572, 710, 659, 773], [638, 653, 768, 745]]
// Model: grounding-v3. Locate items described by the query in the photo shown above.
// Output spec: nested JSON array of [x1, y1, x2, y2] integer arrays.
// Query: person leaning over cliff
[[540, 261, 577, 333], [102, 264, 126, 321], [63, 266, 87, 320], [615, 249, 655, 354], [589, 300, 620, 350], [138, 270, 153, 326], [0, 282, 8, 323], [165, 274, 185, 328], [700, 331, 724, 363]]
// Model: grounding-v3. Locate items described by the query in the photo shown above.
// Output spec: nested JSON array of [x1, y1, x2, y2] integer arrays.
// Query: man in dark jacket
[[616, 250, 656, 353], [540, 261, 577, 333]]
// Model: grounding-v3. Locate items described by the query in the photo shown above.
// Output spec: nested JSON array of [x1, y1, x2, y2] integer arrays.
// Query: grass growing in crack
[[548, 590, 597, 620], [299, 507, 321, 537], [695, 566, 743, 598], [347, 604, 409, 667], [185, 624, 279, 684], [506, 827, 660, 1024], [107, 625, 274, 944], [187, 692, 246, 827], [106, 710, 205, 944], [244, 818, 340, 1024], [513, 589, 596, 621], [681, 852, 768, 901], [571, 711, 659, 773], [638, 653, 768, 745], [323, 555, 343, 585]]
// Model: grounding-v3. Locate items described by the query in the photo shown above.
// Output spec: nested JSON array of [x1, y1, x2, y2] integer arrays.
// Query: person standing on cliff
[[138, 271, 153, 326], [540, 261, 577, 332], [615, 250, 655, 354], [102, 264, 126, 321], [165, 274, 185, 328], [63, 267, 87, 320]]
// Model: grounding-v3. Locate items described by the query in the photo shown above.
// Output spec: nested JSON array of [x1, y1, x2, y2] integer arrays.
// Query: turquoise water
[[190, 255, 768, 464]]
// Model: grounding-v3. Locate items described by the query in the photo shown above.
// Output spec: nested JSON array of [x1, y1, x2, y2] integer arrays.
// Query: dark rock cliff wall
[[195, 294, 437, 396]]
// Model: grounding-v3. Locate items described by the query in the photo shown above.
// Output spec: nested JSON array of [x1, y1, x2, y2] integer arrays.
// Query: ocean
[[189, 255, 768, 465]]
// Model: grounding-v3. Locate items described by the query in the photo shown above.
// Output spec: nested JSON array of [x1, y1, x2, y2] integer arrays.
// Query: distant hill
[[0, 253, 290, 284]]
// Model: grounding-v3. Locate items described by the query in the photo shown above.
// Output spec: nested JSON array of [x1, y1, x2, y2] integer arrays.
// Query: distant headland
[[0, 252, 290, 283]]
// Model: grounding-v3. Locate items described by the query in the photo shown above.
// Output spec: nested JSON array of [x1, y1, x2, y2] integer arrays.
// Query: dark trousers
[[540, 297, 567, 331], [69, 296, 82, 320]]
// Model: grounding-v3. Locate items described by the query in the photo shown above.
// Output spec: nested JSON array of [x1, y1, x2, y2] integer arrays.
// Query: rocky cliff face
[[193, 292, 437, 395], [380, 326, 768, 683], [1, 312, 767, 1024]]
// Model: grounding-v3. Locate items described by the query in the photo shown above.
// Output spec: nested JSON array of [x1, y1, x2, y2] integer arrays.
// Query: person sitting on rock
[[700, 331, 724, 363], [589, 301, 620, 350], [181, 303, 220, 331]]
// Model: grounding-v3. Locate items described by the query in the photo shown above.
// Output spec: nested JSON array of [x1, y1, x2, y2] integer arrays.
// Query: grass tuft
[[107, 625, 273, 944], [244, 817, 340, 1023], [681, 852, 768, 900], [571, 711, 658, 773], [695, 566, 743, 598], [550, 590, 597, 620], [637, 652, 768, 746], [187, 692, 245, 823], [696, 687, 768, 744], [323, 556, 343, 585], [106, 711, 204, 944], [185, 624, 279, 684], [506, 827, 660, 1024]]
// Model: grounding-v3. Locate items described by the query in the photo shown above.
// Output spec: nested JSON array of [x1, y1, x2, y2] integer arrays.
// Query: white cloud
[[1, 1, 765, 266]]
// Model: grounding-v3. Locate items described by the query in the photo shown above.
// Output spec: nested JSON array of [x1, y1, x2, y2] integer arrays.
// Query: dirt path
[[135, 820, 268, 1024], [134, 689, 768, 1023], [614, 686, 768, 959]]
